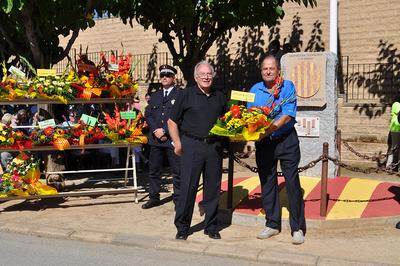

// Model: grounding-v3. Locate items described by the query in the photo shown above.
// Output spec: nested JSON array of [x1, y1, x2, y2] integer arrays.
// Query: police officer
[[142, 65, 180, 209], [168, 61, 227, 240], [247, 55, 305, 245]]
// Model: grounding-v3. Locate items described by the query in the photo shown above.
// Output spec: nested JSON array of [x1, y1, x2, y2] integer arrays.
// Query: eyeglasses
[[160, 73, 174, 78], [197, 73, 213, 78]]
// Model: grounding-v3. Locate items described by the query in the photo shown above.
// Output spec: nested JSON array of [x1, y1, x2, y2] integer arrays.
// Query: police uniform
[[170, 85, 226, 237], [247, 79, 305, 234], [144, 65, 180, 207]]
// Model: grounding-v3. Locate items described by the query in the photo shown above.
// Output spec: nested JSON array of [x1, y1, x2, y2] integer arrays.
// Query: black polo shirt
[[170, 85, 227, 139]]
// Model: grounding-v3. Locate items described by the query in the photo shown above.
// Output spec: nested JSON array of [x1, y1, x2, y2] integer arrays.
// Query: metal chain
[[231, 152, 399, 203], [233, 152, 258, 173], [232, 153, 324, 174], [329, 196, 395, 203], [342, 140, 397, 162], [327, 155, 400, 177], [298, 155, 324, 173]]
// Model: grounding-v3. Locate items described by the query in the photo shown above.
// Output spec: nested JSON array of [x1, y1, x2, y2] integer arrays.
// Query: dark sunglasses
[[160, 73, 174, 78]]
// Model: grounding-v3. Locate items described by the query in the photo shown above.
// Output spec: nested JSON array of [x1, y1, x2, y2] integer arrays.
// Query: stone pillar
[[281, 52, 338, 178]]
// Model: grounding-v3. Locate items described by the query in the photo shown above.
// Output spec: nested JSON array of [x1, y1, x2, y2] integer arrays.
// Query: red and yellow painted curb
[[196, 176, 400, 220]]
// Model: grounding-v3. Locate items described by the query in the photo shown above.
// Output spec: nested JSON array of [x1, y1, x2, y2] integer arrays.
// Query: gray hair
[[260, 54, 280, 70], [1, 113, 13, 125], [193, 60, 215, 78]]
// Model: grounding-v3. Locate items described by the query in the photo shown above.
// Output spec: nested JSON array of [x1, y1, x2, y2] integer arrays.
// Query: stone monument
[[281, 52, 338, 178]]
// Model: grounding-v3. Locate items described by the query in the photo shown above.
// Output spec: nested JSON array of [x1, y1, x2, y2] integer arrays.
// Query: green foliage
[[0, 0, 107, 72], [106, 0, 316, 83]]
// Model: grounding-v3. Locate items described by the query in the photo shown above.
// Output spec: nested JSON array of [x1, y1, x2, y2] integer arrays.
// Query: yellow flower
[[121, 73, 130, 84], [106, 74, 116, 84], [9, 137, 14, 144], [0, 135, 5, 142], [66, 71, 75, 81]]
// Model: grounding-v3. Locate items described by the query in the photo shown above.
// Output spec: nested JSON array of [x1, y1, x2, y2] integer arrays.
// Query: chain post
[[227, 143, 234, 209], [337, 129, 341, 176], [320, 142, 329, 217]]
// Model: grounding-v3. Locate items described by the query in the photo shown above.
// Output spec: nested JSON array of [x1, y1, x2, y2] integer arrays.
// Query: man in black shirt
[[168, 61, 227, 240]]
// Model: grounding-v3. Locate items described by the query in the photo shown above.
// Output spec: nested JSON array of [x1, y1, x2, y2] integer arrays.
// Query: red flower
[[230, 105, 241, 118], [273, 88, 280, 98], [262, 106, 272, 115], [43, 127, 54, 136]]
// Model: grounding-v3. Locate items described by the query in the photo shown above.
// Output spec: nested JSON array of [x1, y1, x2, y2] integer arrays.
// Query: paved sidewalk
[[0, 192, 399, 265], [0, 158, 399, 265]]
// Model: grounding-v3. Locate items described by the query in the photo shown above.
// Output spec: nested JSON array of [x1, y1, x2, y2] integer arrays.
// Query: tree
[[0, 0, 107, 71], [107, 0, 317, 84]]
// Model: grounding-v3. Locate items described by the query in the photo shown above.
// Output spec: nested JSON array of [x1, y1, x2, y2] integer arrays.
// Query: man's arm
[[261, 115, 292, 139], [167, 118, 182, 156]]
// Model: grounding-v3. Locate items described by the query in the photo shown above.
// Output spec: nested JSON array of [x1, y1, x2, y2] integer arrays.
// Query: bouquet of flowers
[[27, 74, 75, 104], [102, 105, 147, 144], [71, 53, 107, 100], [0, 123, 16, 146], [105, 52, 138, 98], [0, 62, 27, 100], [0, 153, 57, 197], [210, 105, 274, 141], [69, 121, 105, 145], [30, 127, 58, 146]]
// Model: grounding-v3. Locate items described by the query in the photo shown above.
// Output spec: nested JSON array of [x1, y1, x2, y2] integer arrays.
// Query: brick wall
[[58, 0, 399, 163], [59, 1, 400, 65]]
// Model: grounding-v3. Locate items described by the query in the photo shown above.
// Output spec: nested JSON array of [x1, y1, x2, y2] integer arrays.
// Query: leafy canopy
[[107, 0, 317, 83], [0, 0, 108, 70]]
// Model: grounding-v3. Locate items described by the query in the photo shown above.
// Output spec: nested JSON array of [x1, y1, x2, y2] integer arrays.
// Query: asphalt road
[[0, 231, 269, 266]]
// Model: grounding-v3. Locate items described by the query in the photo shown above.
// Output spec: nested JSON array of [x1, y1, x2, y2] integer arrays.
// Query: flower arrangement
[[69, 121, 105, 145], [0, 123, 15, 146], [0, 62, 27, 100], [104, 52, 138, 98], [71, 51, 138, 100], [27, 74, 75, 104], [0, 153, 57, 197], [102, 105, 147, 144], [210, 105, 273, 141]]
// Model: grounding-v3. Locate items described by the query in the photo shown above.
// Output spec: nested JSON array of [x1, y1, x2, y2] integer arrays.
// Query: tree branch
[[55, 29, 79, 64], [0, 22, 18, 53], [22, 3, 43, 67]]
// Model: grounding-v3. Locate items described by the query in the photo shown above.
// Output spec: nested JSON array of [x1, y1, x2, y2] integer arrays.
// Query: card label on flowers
[[38, 119, 56, 129], [80, 114, 97, 126], [120, 111, 136, 119], [8, 66, 26, 78], [108, 64, 119, 72], [230, 90, 255, 102], [37, 69, 56, 76]]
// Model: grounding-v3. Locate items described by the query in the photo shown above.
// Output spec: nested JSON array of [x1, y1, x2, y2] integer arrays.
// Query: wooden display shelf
[[0, 143, 138, 152], [0, 97, 134, 105]]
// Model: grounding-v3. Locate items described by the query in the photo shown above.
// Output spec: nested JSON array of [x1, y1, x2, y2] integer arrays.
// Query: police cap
[[159, 64, 177, 75]]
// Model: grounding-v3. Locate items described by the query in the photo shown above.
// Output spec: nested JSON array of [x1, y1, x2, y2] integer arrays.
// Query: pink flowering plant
[[0, 153, 40, 195]]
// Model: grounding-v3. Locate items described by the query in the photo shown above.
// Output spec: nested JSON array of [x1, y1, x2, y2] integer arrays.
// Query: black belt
[[183, 133, 221, 143]]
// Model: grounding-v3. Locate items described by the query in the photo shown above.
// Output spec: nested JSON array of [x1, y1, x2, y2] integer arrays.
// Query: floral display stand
[[0, 143, 141, 203], [0, 51, 148, 203]]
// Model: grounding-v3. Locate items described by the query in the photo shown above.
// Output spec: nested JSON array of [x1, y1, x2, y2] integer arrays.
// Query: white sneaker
[[257, 227, 279, 239], [292, 230, 305, 244]]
